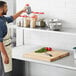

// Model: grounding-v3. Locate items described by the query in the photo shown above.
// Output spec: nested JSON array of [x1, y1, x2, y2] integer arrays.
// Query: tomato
[[47, 47, 52, 51], [45, 47, 52, 51]]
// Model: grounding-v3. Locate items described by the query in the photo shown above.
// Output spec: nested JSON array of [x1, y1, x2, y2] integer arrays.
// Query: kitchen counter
[[10, 24, 76, 76], [12, 44, 76, 71]]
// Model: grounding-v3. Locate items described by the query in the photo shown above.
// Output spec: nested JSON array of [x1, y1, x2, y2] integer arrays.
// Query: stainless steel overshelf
[[8, 25, 76, 35], [12, 45, 76, 71]]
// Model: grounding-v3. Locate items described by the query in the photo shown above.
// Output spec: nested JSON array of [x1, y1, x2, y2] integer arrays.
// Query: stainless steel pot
[[48, 19, 62, 31], [49, 23, 62, 31]]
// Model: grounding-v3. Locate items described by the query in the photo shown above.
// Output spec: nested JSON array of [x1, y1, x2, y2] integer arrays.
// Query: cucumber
[[35, 47, 47, 53]]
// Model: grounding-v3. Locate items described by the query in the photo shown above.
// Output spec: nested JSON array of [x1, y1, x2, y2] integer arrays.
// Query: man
[[0, 1, 26, 76]]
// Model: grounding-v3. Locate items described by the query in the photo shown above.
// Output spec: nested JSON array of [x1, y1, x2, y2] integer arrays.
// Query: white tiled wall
[[15, 1, 76, 76], [24, 30, 76, 51], [16, 0, 76, 50], [16, 0, 76, 28], [3, 0, 15, 15]]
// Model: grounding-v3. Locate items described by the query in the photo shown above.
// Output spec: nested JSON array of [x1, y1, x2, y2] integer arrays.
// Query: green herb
[[35, 47, 47, 53]]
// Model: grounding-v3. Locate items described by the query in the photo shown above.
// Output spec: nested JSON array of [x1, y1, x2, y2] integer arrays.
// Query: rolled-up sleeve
[[0, 21, 5, 42], [5, 16, 14, 23]]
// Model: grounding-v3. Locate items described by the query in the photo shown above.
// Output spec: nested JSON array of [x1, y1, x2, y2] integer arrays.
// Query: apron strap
[[3, 37, 11, 41], [5, 42, 11, 47]]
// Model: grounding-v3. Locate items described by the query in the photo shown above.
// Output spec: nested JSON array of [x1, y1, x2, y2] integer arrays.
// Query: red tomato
[[45, 47, 52, 51], [47, 47, 52, 51], [45, 47, 48, 50]]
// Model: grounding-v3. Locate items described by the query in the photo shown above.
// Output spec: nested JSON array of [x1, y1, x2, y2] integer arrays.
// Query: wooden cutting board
[[23, 50, 69, 62]]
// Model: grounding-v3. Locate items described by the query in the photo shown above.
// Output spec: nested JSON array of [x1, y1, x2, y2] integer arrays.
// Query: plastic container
[[37, 12, 45, 21], [25, 4, 31, 15], [30, 16, 37, 28], [23, 16, 30, 27], [17, 16, 24, 27], [17, 21, 21, 27], [31, 12, 45, 27], [19, 15, 30, 27], [30, 12, 38, 21], [40, 19, 46, 27]]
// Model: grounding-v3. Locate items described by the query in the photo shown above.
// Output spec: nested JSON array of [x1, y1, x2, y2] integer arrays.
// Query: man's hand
[[21, 7, 27, 12], [3, 55, 9, 64]]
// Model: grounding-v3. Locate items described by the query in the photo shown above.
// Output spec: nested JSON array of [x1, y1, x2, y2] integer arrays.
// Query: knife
[[45, 53, 53, 57]]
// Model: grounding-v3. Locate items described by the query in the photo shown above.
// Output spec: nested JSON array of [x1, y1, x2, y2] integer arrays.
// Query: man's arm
[[0, 42, 9, 64], [12, 8, 26, 20]]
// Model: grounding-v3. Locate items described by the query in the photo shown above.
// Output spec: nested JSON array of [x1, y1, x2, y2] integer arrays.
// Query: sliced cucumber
[[35, 47, 47, 53]]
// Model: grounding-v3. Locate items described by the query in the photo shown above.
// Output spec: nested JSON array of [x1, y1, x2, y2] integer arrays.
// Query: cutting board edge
[[23, 52, 70, 62]]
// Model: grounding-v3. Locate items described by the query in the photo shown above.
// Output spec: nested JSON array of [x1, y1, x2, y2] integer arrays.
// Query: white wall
[[2, 0, 16, 15], [16, 0, 76, 50], [15, 1, 76, 76], [24, 30, 76, 51], [16, 0, 76, 28]]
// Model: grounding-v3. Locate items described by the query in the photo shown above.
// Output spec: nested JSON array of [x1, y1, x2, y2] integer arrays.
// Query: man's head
[[0, 1, 8, 15]]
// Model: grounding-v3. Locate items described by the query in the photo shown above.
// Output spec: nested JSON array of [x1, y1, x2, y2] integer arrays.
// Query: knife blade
[[45, 53, 53, 57]]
